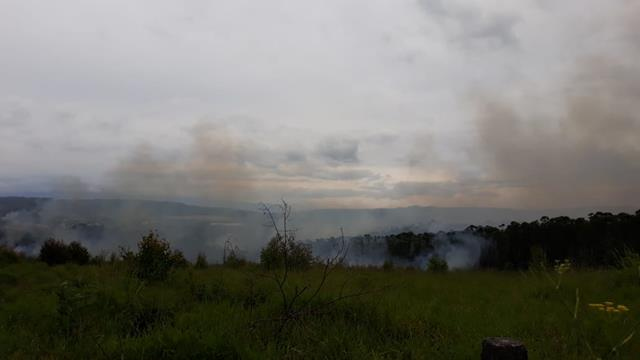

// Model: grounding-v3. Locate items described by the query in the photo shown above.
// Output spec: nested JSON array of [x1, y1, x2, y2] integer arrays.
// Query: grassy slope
[[0, 263, 638, 359]]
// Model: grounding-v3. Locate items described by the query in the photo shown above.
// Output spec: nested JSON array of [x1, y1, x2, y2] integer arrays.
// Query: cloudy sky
[[1, 0, 638, 209]]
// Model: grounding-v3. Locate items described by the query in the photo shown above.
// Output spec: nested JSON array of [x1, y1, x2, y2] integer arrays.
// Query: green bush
[[38, 239, 91, 266], [131, 231, 184, 281], [427, 256, 448, 272], [260, 234, 314, 271], [0, 245, 21, 264], [68, 241, 91, 265], [170, 249, 189, 269], [224, 248, 247, 268], [39, 238, 71, 265]]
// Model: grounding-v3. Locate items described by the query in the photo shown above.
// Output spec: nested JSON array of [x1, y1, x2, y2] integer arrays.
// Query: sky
[[0, 0, 639, 209]]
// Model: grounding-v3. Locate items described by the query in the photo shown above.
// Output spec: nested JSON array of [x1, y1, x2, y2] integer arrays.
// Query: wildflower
[[617, 305, 630, 312], [591, 301, 630, 314]]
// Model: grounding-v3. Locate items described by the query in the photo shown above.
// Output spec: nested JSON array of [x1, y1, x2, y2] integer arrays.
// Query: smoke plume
[[471, 3, 640, 208]]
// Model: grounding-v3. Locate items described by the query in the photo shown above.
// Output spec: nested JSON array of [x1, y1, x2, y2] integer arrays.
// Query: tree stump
[[481, 337, 528, 360]]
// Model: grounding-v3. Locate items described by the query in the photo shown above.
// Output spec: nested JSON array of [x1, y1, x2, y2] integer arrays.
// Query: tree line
[[473, 210, 640, 269]]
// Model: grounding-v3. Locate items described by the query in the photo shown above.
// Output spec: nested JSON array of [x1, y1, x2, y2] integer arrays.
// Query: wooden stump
[[481, 337, 528, 360]]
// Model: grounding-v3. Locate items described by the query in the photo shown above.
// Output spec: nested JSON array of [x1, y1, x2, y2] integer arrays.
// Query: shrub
[[170, 249, 189, 268], [68, 241, 90, 265], [38, 239, 91, 266], [0, 244, 21, 264], [615, 247, 640, 269], [130, 231, 187, 281], [427, 255, 448, 272], [194, 252, 208, 269], [131, 231, 175, 281], [260, 234, 314, 271], [119, 246, 136, 263], [39, 238, 71, 265], [90, 253, 107, 265], [224, 248, 247, 268]]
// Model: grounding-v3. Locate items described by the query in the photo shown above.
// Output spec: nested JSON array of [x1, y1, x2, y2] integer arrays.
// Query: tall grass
[[0, 262, 638, 358]]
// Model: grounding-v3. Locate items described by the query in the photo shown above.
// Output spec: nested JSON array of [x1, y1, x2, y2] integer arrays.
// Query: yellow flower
[[588, 303, 604, 307], [617, 305, 630, 312], [604, 301, 614, 306]]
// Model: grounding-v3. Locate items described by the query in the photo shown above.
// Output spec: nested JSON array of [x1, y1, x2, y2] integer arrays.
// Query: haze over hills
[[0, 196, 634, 263]]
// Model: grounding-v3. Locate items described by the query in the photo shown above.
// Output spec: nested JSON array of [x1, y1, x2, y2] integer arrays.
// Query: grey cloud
[[312, 169, 378, 181], [389, 180, 497, 200], [466, 14, 519, 47], [316, 138, 360, 165], [393, 181, 466, 198], [418, 0, 448, 17], [406, 133, 436, 167], [271, 158, 379, 182], [104, 123, 382, 205], [363, 133, 399, 145], [284, 150, 307, 163], [2, 1, 639, 210], [0, 101, 31, 128], [281, 187, 371, 200], [418, 0, 520, 48]]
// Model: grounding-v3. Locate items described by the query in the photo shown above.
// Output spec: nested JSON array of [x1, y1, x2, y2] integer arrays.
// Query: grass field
[[1, 262, 639, 359]]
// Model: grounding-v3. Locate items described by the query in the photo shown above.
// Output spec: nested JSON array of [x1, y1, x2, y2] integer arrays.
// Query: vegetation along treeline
[[474, 210, 640, 269], [1, 205, 640, 358], [319, 210, 640, 270], [3, 209, 640, 270]]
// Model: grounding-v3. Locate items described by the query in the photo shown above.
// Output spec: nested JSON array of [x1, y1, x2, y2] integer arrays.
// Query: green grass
[[0, 262, 639, 359]]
